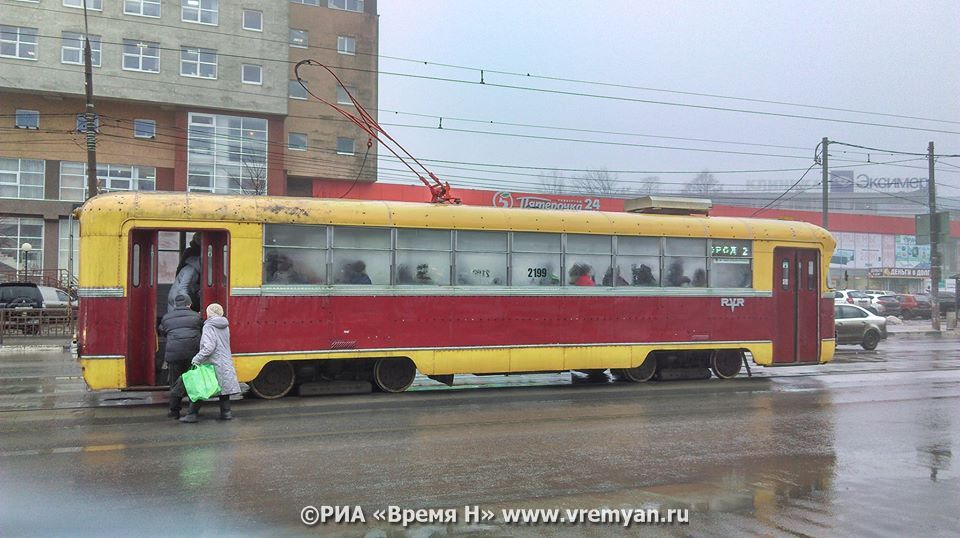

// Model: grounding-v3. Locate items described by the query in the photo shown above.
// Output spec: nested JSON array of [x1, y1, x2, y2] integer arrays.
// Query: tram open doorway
[[126, 229, 230, 388]]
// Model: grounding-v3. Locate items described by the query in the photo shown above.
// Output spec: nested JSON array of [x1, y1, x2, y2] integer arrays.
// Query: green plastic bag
[[182, 364, 221, 402]]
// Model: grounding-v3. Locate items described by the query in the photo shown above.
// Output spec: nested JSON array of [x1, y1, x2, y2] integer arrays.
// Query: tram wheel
[[612, 356, 656, 383], [711, 350, 743, 379], [372, 358, 417, 393], [249, 361, 295, 399]]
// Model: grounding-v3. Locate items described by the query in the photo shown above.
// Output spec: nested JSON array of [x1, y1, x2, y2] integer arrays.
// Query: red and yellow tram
[[77, 192, 835, 397]]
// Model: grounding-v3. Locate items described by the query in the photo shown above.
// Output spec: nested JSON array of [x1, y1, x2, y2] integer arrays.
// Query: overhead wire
[[7, 1, 959, 127]]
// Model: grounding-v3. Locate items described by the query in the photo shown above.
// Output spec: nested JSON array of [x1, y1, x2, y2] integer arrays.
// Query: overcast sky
[[373, 0, 960, 201]]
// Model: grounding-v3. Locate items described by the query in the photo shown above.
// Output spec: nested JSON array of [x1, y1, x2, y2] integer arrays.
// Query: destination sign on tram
[[711, 240, 750, 257]]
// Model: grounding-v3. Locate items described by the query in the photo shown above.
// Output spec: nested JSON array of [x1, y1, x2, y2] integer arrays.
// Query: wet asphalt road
[[0, 335, 958, 536]]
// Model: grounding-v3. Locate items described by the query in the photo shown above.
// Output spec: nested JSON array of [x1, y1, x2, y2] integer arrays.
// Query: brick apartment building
[[0, 0, 378, 276]]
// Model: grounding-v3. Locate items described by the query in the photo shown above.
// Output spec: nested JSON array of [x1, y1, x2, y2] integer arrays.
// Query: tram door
[[128, 229, 158, 386], [200, 232, 229, 316], [772, 248, 821, 364], [126, 229, 230, 387]]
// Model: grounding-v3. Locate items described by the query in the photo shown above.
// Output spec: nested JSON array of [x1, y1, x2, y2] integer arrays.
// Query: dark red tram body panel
[[227, 295, 781, 353]]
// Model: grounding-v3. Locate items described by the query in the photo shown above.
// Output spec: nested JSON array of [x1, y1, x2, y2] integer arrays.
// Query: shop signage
[[491, 191, 602, 211], [868, 267, 930, 278]]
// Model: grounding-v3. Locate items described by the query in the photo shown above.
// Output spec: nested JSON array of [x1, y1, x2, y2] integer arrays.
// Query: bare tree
[[637, 176, 661, 196], [682, 171, 722, 197], [228, 156, 268, 195], [572, 168, 632, 197], [539, 171, 568, 195]]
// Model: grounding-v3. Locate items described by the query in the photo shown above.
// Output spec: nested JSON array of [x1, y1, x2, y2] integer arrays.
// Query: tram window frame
[[395, 228, 451, 286], [511, 232, 562, 287], [331, 226, 392, 285], [262, 224, 328, 285], [807, 260, 816, 291], [664, 238, 707, 288], [708, 239, 752, 288], [565, 234, 612, 287], [454, 230, 507, 286], [615, 236, 661, 287]]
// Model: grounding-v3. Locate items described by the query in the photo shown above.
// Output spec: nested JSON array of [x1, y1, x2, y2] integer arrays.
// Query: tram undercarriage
[[242, 348, 750, 399]]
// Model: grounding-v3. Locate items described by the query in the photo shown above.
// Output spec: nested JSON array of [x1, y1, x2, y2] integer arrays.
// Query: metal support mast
[[929, 141, 940, 330], [821, 137, 829, 229], [82, 3, 98, 200]]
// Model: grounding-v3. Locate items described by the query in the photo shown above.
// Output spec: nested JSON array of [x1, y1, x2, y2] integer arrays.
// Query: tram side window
[[566, 234, 612, 287], [455, 231, 507, 286], [615, 236, 660, 287], [709, 239, 752, 288], [664, 238, 707, 287], [512, 232, 561, 287], [396, 229, 451, 285], [263, 224, 327, 284], [332, 227, 391, 285]]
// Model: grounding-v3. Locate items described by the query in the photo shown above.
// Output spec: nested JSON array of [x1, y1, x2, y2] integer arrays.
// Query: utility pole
[[929, 141, 940, 330], [821, 137, 829, 229], [82, 3, 98, 200]]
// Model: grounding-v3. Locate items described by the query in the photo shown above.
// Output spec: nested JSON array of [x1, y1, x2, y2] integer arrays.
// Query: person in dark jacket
[[160, 294, 203, 418]]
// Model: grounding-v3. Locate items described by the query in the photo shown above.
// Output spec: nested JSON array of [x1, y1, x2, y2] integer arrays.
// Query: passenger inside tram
[[632, 264, 658, 286], [569, 263, 596, 286], [167, 232, 201, 313]]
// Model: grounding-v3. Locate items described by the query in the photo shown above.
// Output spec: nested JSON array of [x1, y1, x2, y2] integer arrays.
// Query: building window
[[288, 80, 308, 99], [99, 164, 156, 192], [242, 10, 262, 31], [336, 85, 357, 105], [290, 0, 319, 5], [59, 161, 87, 201], [337, 35, 356, 55], [187, 113, 269, 195], [242, 64, 262, 85], [61, 32, 101, 67], [122, 39, 160, 72], [15, 110, 39, 129], [182, 0, 218, 25], [0, 158, 44, 199], [124, 0, 161, 17], [75, 113, 101, 133], [0, 218, 44, 272], [59, 218, 80, 276], [64, 0, 102, 10], [288, 133, 307, 151], [59, 162, 155, 201], [328, 0, 363, 13], [336, 137, 355, 155], [180, 47, 217, 79], [134, 119, 156, 138], [289, 28, 308, 48], [0, 26, 38, 60]]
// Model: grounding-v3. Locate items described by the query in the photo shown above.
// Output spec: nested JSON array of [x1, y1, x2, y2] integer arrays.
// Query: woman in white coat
[[180, 303, 242, 423]]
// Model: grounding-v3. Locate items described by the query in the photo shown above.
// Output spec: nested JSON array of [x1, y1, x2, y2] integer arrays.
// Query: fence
[[0, 308, 76, 344], [0, 269, 77, 291]]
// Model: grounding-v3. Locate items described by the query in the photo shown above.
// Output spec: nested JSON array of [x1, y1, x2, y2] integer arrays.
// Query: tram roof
[[79, 192, 834, 245]]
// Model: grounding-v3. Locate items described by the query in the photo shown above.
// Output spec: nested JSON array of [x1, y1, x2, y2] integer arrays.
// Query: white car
[[861, 292, 890, 315], [834, 290, 872, 310]]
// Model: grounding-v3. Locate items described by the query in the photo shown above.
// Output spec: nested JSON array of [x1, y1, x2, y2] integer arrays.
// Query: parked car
[[897, 294, 931, 319], [834, 290, 872, 309], [875, 295, 901, 317], [0, 283, 72, 309], [916, 292, 957, 314], [834, 304, 887, 350], [861, 292, 891, 315]]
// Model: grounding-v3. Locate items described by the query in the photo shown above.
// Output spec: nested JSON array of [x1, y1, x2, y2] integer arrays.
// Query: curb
[[0, 345, 69, 354], [887, 330, 954, 337]]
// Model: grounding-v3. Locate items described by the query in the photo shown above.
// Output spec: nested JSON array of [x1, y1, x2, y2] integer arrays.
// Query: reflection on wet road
[[0, 335, 958, 536]]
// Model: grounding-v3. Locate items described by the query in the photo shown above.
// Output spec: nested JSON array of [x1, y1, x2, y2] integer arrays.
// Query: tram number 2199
[[528, 268, 548, 278]]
